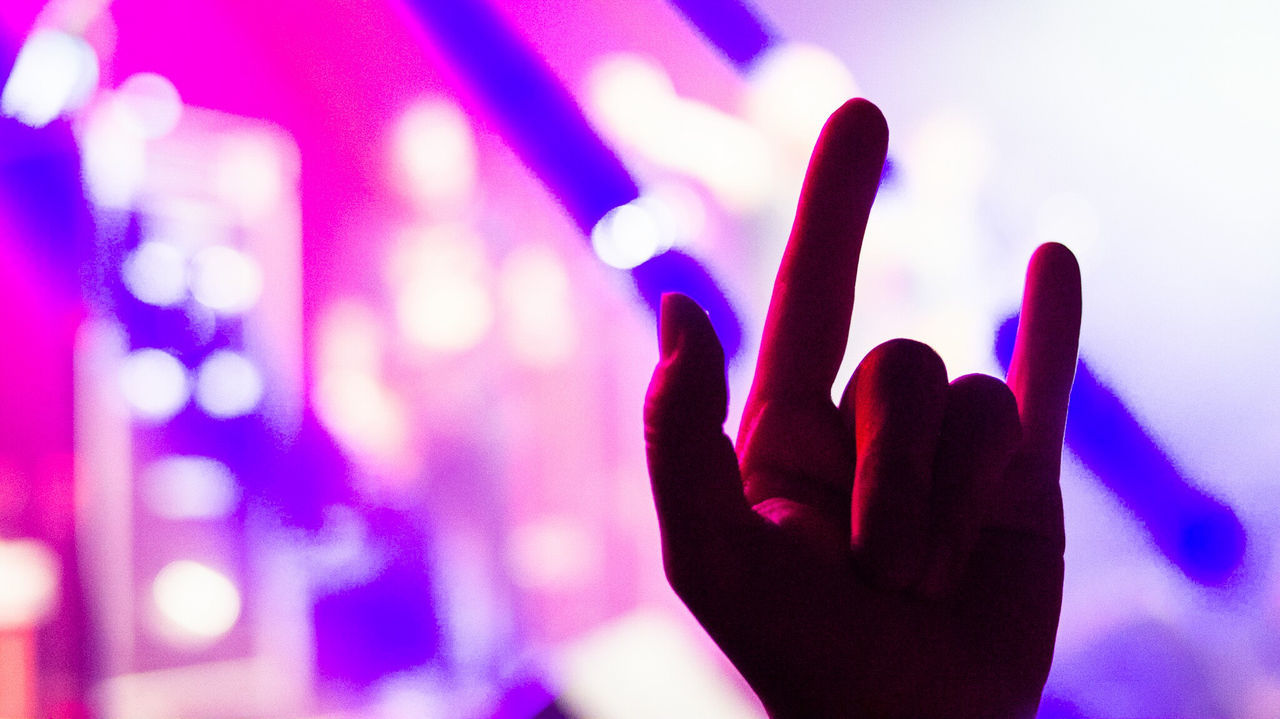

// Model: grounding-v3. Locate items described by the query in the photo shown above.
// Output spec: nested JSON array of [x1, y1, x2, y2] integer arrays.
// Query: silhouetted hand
[[644, 99, 1081, 718]]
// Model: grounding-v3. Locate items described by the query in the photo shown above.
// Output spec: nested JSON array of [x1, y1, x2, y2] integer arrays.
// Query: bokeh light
[[744, 41, 857, 148], [390, 226, 494, 352], [0, 29, 98, 128], [212, 134, 288, 222], [115, 72, 182, 139], [193, 350, 264, 418], [8, 1, 1279, 716], [150, 560, 242, 645], [0, 540, 60, 629], [121, 240, 187, 307], [498, 244, 577, 367], [189, 245, 263, 315], [140, 455, 240, 520], [119, 348, 189, 421], [591, 198, 675, 270], [391, 98, 477, 213]]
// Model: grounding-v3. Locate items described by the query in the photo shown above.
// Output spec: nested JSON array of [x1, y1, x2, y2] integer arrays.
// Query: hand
[[643, 99, 1081, 718]]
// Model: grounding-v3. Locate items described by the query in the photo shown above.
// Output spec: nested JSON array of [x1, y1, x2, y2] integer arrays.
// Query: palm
[[645, 100, 1081, 719]]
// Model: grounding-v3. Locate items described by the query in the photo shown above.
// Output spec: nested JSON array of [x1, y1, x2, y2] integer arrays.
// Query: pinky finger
[[998, 242, 1082, 547]]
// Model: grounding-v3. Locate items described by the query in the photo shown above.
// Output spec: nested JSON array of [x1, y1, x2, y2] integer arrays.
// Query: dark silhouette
[[643, 99, 1082, 718]]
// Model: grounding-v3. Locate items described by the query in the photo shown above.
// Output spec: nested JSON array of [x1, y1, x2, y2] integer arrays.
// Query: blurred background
[[0, 0, 1277, 716]]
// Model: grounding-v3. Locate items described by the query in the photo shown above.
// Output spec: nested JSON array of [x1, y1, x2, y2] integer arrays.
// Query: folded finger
[[920, 374, 1021, 598], [847, 338, 948, 589]]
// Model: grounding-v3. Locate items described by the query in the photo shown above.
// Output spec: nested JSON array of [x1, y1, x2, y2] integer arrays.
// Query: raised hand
[[644, 99, 1081, 718]]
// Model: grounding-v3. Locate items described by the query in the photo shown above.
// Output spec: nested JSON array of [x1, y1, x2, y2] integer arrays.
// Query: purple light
[[631, 250, 743, 361], [996, 314, 1246, 586], [665, 0, 777, 69], [399, 0, 744, 357], [400, 0, 636, 233]]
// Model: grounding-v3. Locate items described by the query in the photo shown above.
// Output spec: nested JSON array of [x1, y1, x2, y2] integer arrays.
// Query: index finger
[[745, 99, 889, 414]]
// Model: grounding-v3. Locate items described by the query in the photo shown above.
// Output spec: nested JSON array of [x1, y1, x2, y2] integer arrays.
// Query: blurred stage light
[[151, 560, 241, 644], [585, 53, 676, 145], [0, 29, 98, 128], [666, 0, 776, 69], [316, 299, 383, 373], [585, 54, 773, 211], [194, 350, 264, 418], [506, 518, 600, 591], [396, 275, 493, 351], [630, 250, 743, 360], [744, 42, 858, 149], [556, 610, 761, 719], [213, 134, 287, 222], [0, 539, 60, 629], [392, 229, 494, 352], [121, 239, 187, 307], [370, 677, 449, 719], [189, 245, 263, 315], [115, 72, 182, 139], [996, 316, 1246, 586], [499, 244, 577, 367], [591, 199, 673, 270], [119, 348, 189, 421], [316, 370, 407, 461], [307, 505, 383, 593], [140, 455, 240, 521], [80, 99, 146, 208], [402, 0, 745, 358], [647, 181, 707, 243], [392, 98, 477, 212], [401, 0, 638, 232]]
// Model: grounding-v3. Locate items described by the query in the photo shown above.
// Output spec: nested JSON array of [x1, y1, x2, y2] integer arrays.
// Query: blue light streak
[[996, 315, 1246, 586], [400, 0, 743, 357], [632, 249, 743, 360], [665, 0, 777, 69]]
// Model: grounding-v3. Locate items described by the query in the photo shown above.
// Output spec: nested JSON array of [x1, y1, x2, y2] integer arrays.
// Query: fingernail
[[659, 293, 683, 360]]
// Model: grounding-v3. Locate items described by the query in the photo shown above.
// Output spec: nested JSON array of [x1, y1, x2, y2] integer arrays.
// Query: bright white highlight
[[586, 54, 774, 210], [315, 370, 407, 461], [314, 301, 408, 463], [120, 348, 189, 421], [499, 245, 577, 367], [151, 560, 241, 643], [587, 54, 674, 135], [392, 98, 477, 212], [746, 42, 858, 148], [141, 456, 240, 520], [115, 72, 182, 138], [0, 539, 60, 629], [557, 610, 763, 719], [391, 227, 493, 352], [121, 240, 187, 306], [1, 30, 99, 128], [590, 196, 677, 269], [194, 351, 264, 418], [80, 99, 147, 208], [189, 245, 263, 314]]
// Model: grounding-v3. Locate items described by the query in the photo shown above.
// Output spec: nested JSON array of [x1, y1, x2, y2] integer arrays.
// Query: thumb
[[644, 293, 753, 574]]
